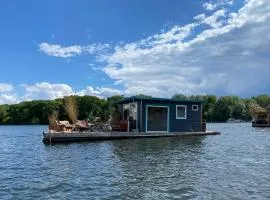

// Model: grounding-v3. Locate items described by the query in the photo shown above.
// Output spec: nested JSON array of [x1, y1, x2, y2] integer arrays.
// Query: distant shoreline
[[0, 94, 269, 125]]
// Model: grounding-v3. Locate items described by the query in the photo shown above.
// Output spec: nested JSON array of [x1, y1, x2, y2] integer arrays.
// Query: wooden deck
[[43, 130, 220, 144]]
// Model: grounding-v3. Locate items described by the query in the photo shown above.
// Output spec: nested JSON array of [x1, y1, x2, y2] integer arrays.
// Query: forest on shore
[[0, 94, 270, 125]]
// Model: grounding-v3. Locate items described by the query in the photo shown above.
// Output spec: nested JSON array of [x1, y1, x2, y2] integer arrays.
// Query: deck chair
[[56, 120, 75, 132], [76, 120, 91, 132]]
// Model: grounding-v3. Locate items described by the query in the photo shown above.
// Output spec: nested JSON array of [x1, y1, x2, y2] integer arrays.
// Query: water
[[0, 123, 270, 200]]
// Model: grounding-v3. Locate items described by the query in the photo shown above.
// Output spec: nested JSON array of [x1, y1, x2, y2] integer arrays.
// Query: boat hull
[[43, 130, 220, 144]]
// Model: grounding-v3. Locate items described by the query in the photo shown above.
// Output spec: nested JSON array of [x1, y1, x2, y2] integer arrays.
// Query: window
[[176, 105, 186, 119], [192, 105, 198, 111]]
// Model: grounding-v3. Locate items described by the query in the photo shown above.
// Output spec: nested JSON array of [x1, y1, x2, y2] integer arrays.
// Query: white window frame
[[176, 105, 187, 119], [192, 105, 199, 111]]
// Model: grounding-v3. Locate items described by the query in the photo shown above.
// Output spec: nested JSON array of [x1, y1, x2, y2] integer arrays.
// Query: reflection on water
[[0, 124, 270, 199], [110, 137, 204, 199]]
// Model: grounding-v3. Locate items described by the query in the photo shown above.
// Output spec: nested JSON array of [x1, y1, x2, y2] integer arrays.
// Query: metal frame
[[146, 105, 170, 133]]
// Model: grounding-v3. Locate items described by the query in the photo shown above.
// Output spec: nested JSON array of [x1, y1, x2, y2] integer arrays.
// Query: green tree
[[213, 96, 246, 122], [0, 105, 8, 124], [202, 95, 217, 122], [172, 94, 188, 100], [252, 95, 270, 108]]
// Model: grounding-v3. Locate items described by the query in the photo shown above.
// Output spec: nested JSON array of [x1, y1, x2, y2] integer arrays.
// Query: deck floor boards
[[43, 130, 220, 144]]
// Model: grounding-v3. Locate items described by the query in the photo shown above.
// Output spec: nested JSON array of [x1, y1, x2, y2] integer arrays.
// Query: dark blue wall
[[132, 99, 202, 132]]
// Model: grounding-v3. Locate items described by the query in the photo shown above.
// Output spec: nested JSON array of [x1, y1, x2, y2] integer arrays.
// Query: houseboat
[[43, 97, 220, 144], [116, 97, 205, 132], [252, 110, 270, 127]]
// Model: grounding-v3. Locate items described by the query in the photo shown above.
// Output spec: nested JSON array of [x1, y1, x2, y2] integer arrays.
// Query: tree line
[[0, 94, 269, 125], [0, 95, 122, 125]]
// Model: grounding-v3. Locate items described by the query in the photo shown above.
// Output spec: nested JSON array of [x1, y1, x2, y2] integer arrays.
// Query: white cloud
[[202, 9, 227, 28], [203, 0, 234, 11], [36, 0, 270, 98], [21, 82, 74, 100], [194, 9, 227, 28], [0, 94, 18, 104], [17, 82, 121, 102], [39, 43, 110, 58], [194, 13, 206, 21], [77, 86, 122, 98], [39, 43, 83, 58], [101, 0, 270, 97], [0, 83, 13, 92], [142, 23, 198, 46], [0, 82, 123, 104], [203, 2, 218, 11], [85, 43, 110, 54], [0, 83, 17, 104]]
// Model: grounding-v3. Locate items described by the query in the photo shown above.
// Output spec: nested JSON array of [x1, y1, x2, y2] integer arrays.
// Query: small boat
[[252, 110, 270, 127]]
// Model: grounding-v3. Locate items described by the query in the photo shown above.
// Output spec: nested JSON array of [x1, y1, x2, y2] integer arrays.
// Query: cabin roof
[[116, 96, 203, 104]]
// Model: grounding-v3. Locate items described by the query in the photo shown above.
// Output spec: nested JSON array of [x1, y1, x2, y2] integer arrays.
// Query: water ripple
[[0, 124, 270, 199]]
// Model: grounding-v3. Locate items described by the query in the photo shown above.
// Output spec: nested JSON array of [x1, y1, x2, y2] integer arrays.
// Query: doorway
[[146, 106, 169, 132]]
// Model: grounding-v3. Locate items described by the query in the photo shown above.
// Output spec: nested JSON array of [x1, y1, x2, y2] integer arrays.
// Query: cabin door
[[146, 106, 169, 132]]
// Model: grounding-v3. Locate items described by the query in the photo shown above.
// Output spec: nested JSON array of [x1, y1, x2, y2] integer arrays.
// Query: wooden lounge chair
[[76, 120, 91, 132], [56, 120, 75, 132]]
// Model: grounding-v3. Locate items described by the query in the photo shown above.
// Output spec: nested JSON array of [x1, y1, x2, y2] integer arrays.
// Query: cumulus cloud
[[0, 83, 13, 92], [0, 82, 123, 104], [39, 43, 110, 58], [200, 9, 227, 28], [39, 43, 83, 58], [21, 82, 74, 100], [203, 0, 234, 11], [19, 82, 121, 102], [0, 83, 18, 104], [101, 0, 270, 97], [194, 13, 206, 21], [36, 0, 270, 98], [0, 94, 18, 104], [77, 86, 122, 98], [203, 2, 218, 11]]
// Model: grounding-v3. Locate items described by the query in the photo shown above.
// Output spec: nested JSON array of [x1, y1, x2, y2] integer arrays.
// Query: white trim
[[123, 102, 138, 131], [131, 102, 138, 130], [192, 104, 199, 111], [176, 105, 187, 119], [146, 105, 169, 133]]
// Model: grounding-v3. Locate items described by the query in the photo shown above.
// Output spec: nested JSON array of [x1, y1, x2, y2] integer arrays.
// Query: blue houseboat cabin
[[115, 97, 204, 133]]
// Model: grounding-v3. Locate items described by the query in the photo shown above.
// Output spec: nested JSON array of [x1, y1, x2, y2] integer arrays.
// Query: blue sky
[[0, 0, 269, 104]]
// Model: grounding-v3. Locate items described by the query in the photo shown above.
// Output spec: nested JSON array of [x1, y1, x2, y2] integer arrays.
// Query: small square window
[[192, 105, 198, 111], [176, 105, 186, 119]]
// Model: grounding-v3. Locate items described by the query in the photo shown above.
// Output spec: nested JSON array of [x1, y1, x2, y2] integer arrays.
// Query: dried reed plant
[[248, 103, 265, 117], [64, 96, 78, 123], [48, 110, 59, 125]]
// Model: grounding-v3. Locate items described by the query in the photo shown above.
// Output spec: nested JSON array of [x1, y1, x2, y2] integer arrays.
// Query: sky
[[0, 0, 270, 104]]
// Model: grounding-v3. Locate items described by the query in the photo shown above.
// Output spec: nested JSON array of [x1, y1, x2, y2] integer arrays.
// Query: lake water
[[0, 123, 270, 200]]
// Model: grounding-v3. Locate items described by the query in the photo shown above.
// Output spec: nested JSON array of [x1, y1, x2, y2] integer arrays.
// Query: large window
[[176, 105, 186, 119]]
